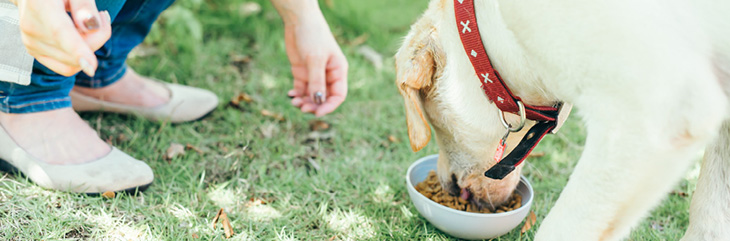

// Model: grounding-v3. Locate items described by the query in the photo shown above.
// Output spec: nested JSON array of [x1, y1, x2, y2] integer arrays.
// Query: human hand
[[16, 0, 111, 77], [281, 10, 348, 117]]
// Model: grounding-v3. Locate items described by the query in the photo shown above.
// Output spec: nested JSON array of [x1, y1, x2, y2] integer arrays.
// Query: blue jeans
[[0, 0, 176, 113]]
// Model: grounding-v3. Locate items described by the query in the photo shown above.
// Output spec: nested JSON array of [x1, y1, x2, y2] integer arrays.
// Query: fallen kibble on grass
[[387, 135, 399, 143], [101, 191, 115, 199]]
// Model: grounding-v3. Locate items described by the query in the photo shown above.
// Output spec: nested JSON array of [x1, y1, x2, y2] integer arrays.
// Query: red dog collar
[[454, 0, 566, 179]]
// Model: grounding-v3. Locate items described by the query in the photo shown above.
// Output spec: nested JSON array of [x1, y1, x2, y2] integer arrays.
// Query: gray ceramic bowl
[[406, 154, 534, 240]]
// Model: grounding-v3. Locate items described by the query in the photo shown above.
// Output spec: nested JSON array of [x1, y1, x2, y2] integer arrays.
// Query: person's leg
[[74, 0, 176, 107], [0, 1, 127, 165], [0, 65, 110, 165]]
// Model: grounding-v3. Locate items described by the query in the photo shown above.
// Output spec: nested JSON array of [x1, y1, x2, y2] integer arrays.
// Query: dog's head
[[396, 1, 535, 209]]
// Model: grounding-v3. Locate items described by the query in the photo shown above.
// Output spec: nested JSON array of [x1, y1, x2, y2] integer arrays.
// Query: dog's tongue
[[460, 188, 471, 200]]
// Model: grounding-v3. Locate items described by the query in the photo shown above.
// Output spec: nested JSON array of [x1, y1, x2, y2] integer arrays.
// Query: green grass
[[0, 0, 699, 240]]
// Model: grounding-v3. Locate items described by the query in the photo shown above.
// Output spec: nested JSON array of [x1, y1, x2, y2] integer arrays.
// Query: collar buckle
[[499, 100, 526, 132]]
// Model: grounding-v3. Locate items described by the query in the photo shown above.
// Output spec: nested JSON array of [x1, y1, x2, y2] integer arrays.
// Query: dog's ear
[[395, 26, 443, 152]]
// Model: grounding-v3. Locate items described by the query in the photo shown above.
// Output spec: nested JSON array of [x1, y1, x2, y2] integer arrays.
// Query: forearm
[[269, 0, 323, 26]]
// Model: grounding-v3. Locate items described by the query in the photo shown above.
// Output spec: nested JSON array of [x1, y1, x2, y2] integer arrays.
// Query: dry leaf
[[348, 33, 369, 47], [101, 191, 115, 199], [387, 135, 399, 143], [191, 233, 199, 239], [671, 190, 688, 197], [328, 235, 337, 241], [230, 93, 253, 109], [528, 152, 546, 158], [231, 93, 253, 105], [324, 0, 334, 8], [221, 211, 234, 238], [212, 208, 235, 238], [260, 109, 285, 121], [185, 143, 204, 154], [246, 198, 267, 207], [212, 208, 222, 229], [229, 54, 252, 65], [521, 211, 537, 233], [117, 133, 128, 142], [166, 143, 186, 160], [309, 120, 330, 131]]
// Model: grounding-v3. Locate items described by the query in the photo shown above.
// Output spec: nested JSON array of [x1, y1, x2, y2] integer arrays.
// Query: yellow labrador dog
[[396, 0, 730, 240]]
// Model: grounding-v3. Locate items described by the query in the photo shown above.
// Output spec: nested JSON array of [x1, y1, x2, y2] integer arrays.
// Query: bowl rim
[[406, 154, 534, 218]]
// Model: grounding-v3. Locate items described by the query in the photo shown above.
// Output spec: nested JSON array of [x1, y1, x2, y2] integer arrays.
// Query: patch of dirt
[[64, 226, 91, 239]]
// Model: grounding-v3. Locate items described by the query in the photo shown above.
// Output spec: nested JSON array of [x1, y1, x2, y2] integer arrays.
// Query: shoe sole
[[77, 107, 216, 124], [0, 158, 152, 196]]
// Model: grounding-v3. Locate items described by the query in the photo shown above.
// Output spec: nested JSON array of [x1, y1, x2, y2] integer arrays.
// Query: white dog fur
[[395, 0, 730, 240]]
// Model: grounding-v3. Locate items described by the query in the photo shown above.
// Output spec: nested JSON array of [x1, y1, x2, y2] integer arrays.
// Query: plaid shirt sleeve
[[0, 0, 32, 85]]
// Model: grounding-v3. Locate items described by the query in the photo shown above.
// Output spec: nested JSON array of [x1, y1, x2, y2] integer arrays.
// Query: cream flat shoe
[[0, 126, 153, 194], [70, 82, 219, 123]]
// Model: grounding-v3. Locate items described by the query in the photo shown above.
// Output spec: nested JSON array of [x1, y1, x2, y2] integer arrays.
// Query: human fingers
[[82, 10, 112, 51], [288, 90, 298, 98], [17, 0, 97, 76], [314, 95, 345, 117], [291, 78, 306, 96], [25, 40, 83, 67], [326, 52, 349, 83], [314, 78, 347, 117], [291, 97, 304, 108], [305, 54, 328, 105], [34, 55, 79, 77], [67, 0, 103, 33], [27, 10, 108, 59], [313, 53, 348, 116], [23, 23, 97, 76], [300, 103, 317, 113], [55, 20, 98, 76]]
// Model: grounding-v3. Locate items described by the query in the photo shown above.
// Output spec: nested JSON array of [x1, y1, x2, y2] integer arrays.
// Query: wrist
[[271, 0, 322, 26]]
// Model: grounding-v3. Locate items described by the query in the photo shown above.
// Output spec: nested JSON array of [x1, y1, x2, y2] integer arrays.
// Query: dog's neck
[[463, 0, 560, 107]]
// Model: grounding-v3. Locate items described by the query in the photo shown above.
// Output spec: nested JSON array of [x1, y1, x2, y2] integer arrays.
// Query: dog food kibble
[[415, 170, 522, 214]]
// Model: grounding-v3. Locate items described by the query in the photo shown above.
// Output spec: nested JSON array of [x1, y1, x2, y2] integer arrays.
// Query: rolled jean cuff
[[74, 63, 128, 88], [0, 96, 71, 114]]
